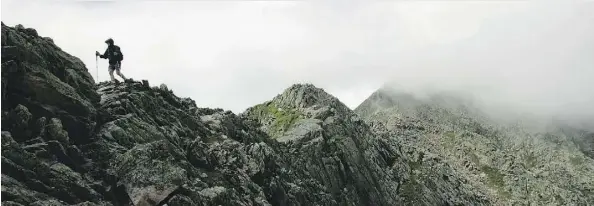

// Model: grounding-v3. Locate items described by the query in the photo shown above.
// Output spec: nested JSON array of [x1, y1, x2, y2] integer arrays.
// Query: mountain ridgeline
[[2, 23, 593, 206]]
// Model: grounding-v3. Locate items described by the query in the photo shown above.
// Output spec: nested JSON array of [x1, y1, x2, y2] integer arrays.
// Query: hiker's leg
[[115, 62, 126, 79], [116, 70, 126, 80], [108, 65, 116, 81]]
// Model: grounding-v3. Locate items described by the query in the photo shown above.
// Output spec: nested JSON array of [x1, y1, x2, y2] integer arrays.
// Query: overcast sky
[[2, 0, 593, 120]]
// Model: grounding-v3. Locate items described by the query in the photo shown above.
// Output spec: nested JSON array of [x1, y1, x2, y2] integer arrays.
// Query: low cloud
[[383, 1, 594, 126]]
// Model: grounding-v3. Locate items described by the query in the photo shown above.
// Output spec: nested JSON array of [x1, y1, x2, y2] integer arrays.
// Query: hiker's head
[[105, 38, 114, 45]]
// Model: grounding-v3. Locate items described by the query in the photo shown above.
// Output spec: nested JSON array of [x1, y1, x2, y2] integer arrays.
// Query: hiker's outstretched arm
[[99, 48, 108, 59]]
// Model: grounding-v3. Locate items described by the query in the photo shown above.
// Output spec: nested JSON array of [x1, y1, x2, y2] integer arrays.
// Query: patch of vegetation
[[445, 131, 456, 139], [525, 153, 538, 168], [442, 131, 457, 146], [250, 102, 303, 137], [481, 165, 504, 187], [400, 173, 422, 201], [480, 165, 510, 198], [408, 151, 425, 171], [569, 156, 584, 167], [408, 160, 422, 171]]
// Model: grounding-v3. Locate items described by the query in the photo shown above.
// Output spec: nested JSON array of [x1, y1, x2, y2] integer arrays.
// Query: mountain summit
[[2, 23, 593, 206]]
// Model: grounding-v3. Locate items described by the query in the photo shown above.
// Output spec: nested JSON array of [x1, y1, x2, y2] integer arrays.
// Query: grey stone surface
[[355, 86, 594, 205]]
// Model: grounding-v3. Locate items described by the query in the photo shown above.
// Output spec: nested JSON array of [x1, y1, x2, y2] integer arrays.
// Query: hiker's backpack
[[112, 45, 124, 61]]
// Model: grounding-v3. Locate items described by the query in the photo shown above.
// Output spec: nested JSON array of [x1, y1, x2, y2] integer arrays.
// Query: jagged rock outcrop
[[2, 22, 99, 145], [244, 84, 401, 205], [2, 22, 109, 206], [355, 85, 594, 205], [242, 84, 491, 205]]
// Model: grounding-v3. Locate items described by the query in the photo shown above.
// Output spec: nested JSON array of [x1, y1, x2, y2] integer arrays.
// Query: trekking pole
[[95, 55, 99, 82]]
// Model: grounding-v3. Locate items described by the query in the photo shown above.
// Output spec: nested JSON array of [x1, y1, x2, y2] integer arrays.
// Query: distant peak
[[272, 83, 340, 109]]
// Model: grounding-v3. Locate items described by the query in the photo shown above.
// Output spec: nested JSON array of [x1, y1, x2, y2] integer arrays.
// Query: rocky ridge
[[355, 86, 594, 205], [1, 22, 488, 206], [2, 22, 592, 206]]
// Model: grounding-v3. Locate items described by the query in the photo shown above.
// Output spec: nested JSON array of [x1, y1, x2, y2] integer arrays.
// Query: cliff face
[[2, 22, 106, 205], [355, 86, 594, 205], [2, 22, 591, 206]]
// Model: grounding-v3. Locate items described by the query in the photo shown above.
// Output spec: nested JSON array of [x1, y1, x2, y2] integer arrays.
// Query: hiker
[[96, 38, 128, 83]]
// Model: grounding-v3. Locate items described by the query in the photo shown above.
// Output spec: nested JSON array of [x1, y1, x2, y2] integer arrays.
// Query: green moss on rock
[[250, 102, 303, 137], [481, 165, 504, 187]]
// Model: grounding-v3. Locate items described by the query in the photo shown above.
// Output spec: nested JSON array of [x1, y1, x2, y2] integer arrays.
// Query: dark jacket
[[99, 45, 121, 65]]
